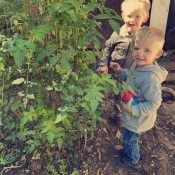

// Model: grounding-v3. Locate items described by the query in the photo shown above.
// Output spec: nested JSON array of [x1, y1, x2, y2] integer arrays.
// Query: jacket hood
[[131, 61, 168, 83]]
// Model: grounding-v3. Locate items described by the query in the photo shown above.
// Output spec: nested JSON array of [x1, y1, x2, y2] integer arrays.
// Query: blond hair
[[121, 0, 150, 17], [134, 26, 165, 50]]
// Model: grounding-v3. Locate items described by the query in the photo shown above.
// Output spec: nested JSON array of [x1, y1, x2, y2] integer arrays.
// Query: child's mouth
[[128, 24, 136, 27], [137, 58, 144, 62], [136, 56, 145, 60]]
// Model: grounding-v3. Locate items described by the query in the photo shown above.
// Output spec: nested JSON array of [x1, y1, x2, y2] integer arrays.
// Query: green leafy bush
[[0, 0, 121, 168]]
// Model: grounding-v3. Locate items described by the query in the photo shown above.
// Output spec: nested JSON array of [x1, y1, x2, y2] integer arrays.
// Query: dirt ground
[[67, 99, 175, 175], [1, 98, 175, 175], [75, 99, 175, 175], [79, 102, 175, 175]]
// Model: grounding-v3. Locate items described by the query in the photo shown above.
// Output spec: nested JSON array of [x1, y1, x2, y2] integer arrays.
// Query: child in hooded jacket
[[110, 26, 168, 169]]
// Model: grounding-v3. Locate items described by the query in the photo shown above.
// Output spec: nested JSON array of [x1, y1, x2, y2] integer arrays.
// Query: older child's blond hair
[[134, 26, 165, 50], [121, 0, 150, 17]]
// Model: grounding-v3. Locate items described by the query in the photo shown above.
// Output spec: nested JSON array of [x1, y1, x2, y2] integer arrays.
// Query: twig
[[83, 128, 87, 150], [0, 156, 26, 175], [97, 148, 102, 161]]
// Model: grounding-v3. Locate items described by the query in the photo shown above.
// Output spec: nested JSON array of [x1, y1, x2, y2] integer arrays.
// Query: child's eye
[[145, 49, 150, 52], [136, 15, 141, 19], [134, 47, 139, 50]]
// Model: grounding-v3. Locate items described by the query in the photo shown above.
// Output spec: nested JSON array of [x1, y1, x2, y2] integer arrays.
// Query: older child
[[99, 0, 151, 127], [99, 0, 151, 73], [110, 26, 168, 169]]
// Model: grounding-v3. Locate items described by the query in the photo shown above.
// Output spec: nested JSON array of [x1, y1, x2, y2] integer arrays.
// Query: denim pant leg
[[122, 128, 141, 164]]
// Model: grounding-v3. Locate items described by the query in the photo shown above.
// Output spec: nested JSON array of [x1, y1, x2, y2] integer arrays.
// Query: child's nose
[[137, 50, 143, 56], [130, 17, 135, 23]]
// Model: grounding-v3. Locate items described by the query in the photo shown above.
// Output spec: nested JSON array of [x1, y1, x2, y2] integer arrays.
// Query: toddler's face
[[132, 39, 162, 67], [122, 9, 148, 34]]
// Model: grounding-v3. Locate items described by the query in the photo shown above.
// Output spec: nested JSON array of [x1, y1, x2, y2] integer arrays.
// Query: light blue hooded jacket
[[119, 61, 168, 133]]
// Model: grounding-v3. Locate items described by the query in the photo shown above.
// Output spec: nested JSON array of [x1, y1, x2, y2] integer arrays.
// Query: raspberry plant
[[0, 0, 120, 169]]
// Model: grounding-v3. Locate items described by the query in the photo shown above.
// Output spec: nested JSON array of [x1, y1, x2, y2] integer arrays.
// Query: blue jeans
[[122, 128, 141, 164]]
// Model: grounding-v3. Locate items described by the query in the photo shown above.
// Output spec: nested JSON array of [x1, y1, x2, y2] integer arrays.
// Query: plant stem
[[1, 75, 5, 102]]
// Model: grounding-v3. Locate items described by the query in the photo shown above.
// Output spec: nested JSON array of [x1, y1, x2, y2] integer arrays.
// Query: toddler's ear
[[121, 12, 125, 19], [143, 15, 149, 23], [156, 50, 163, 59]]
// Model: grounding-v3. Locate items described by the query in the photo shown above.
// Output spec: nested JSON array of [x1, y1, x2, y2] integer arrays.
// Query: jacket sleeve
[[118, 68, 128, 81], [99, 32, 119, 67], [131, 74, 162, 117]]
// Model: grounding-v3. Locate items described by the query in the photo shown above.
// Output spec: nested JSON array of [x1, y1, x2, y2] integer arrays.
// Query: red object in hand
[[121, 91, 135, 102]]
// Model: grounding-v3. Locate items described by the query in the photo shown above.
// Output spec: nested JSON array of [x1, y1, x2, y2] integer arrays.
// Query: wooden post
[[149, 0, 171, 34]]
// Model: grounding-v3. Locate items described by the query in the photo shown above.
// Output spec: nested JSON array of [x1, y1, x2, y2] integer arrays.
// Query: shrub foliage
[[0, 0, 121, 165]]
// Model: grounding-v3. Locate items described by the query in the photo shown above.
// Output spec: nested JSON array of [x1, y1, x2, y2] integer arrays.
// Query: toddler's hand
[[109, 62, 121, 73], [122, 98, 132, 114], [101, 66, 108, 74]]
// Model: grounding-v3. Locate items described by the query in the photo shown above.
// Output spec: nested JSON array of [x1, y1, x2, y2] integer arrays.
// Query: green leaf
[[20, 117, 28, 127], [18, 91, 25, 97], [109, 20, 120, 34], [26, 94, 35, 99], [37, 50, 47, 61], [75, 86, 84, 95], [46, 86, 53, 91], [14, 20, 18, 26], [46, 44, 57, 56], [57, 137, 63, 150], [60, 59, 71, 70], [14, 51, 25, 68], [113, 86, 120, 95], [58, 106, 69, 112], [28, 144, 35, 153], [12, 78, 24, 85], [9, 97, 14, 105], [50, 55, 60, 66], [112, 13, 122, 20], [47, 131, 56, 144], [67, 10, 77, 21], [121, 83, 128, 92], [94, 14, 109, 20], [90, 99, 99, 112], [86, 2, 99, 11], [62, 118, 71, 129], [41, 124, 50, 133], [0, 118, 3, 126], [0, 99, 3, 106], [54, 113, 67, 124], [0, 63, 5, 71], [127, 85, 135, 94], [29, 25, 52, 43]]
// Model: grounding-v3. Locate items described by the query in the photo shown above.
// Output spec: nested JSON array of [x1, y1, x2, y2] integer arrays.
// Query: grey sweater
[[119, 61, 168, 133]]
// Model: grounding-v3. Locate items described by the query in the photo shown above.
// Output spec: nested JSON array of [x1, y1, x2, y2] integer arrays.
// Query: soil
[[1, 98, 175, 175], [76, 99, 175, 175], [72, 98, 175, 175]]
